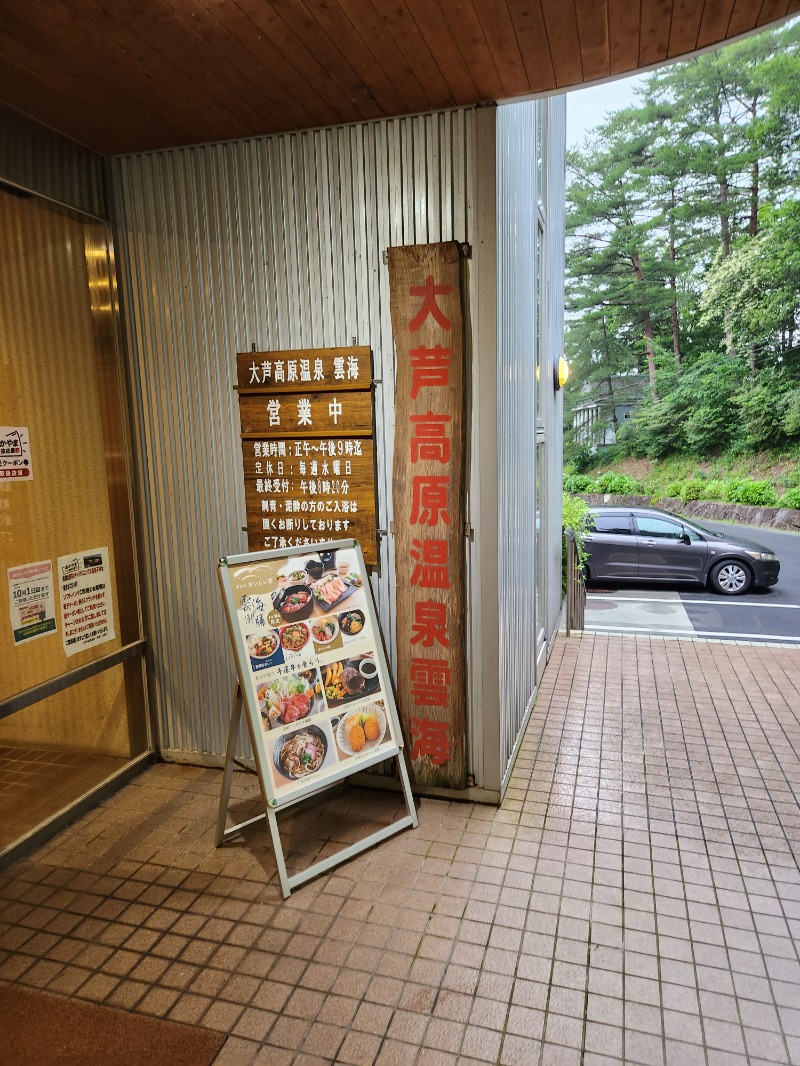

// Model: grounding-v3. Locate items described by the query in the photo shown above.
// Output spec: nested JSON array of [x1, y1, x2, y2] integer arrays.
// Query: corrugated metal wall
[[496, 101, 539, 778], [495, 97, 566, 783], [545, 97, 568, 641], [110, 111, 476, 761]]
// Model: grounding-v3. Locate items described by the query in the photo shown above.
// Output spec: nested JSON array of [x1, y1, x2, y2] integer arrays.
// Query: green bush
[[728, 479, 778, 506], [665, 481, 683, 498], [778, 487, 800, 509], [607, 474, 640, 495], [563, 473, 595, 493], [594, 472, 616, 492], [679, 479, 705, 502], [562, 493, 590, 598], [722, 479, 745, 502], [701, 480, 726, 501]]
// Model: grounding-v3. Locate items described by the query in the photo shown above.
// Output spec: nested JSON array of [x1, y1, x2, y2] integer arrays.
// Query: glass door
[[0, 184, 149, 863]]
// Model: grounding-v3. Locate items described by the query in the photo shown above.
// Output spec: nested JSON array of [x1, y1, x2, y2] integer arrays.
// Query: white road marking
[[586, 622, 800, 643], [587, 595, 800, 610], [682, 599, 800, 609]]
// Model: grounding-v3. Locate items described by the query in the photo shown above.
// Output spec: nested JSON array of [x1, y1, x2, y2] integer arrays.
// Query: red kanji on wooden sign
[[410, 716, 451, 765], [408, 276, 453, 332], [410, 475, 450, 526], [410, 538, 450, 589], [409, 658, 452, 708], [410, 600, 449, 648], [410, 413, 451, 464], [409, 345, 451, 398]]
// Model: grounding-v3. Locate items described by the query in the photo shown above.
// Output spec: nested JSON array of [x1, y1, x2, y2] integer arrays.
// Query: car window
[[684, 526, 704, 543], [635, 516, 684, 540], [686, 519, 724, 539], [589, 514, 633, 535]]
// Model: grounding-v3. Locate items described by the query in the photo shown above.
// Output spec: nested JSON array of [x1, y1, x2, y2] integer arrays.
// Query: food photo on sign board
[[269, 719, 337, 788], [268, 547, 366, 623], [321, 653, 381, 707], [257, 668, 324, 729], [333, 699, 389, 759]]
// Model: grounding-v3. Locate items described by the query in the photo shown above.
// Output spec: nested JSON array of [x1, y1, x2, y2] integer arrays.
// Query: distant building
[[572, 372, 647, 447]]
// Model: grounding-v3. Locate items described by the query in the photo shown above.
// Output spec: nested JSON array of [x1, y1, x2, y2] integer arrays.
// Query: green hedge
[[562, 472, 795, 509], [562, 493, 589, 598]]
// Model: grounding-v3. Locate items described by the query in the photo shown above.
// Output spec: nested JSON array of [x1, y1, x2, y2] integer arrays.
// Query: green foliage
[[563, 473, 595, 493], [738, 380, 789, 450], [608, 474, 639, 495], [562, 493, 590, 598], [566, 21, 800, 467], [700, 201, 800, 359], [563, 471, 643, 495], [777, 487, 800, 509], [679, 478, 705, 502], [621, 353, 746, 459], [727, 479, 779, 506], [720, 479, 742, 502], [701, 480, 726, 500], [569, 443, 597, 474], [780, 387, 800, 438]]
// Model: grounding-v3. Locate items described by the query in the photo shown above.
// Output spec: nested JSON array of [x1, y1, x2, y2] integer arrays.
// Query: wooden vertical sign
[[388, 242, 467, 789]]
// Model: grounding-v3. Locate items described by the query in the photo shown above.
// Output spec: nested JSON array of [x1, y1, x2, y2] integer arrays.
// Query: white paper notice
[[58, 547, 116, 656], [0, 426, 33, 480], [8, 560, 56, 644]]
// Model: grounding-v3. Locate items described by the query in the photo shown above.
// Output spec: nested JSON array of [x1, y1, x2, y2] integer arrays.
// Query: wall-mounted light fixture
[[554, 356, 569, 390]]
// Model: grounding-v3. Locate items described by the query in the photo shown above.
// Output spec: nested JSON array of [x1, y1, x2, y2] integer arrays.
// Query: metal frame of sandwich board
[[215, 539, 418, 898]]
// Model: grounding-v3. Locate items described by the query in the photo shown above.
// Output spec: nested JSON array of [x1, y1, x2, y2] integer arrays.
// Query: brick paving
[[1, 634, 799, 1065]]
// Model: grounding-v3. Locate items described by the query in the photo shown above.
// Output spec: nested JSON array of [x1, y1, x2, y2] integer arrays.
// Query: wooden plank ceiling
[[0, 0, 797, 154]]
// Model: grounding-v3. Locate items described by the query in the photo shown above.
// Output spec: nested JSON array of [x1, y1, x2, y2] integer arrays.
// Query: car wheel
[[709, 560, 752, 596]]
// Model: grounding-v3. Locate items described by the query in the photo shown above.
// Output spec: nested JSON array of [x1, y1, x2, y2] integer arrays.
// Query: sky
[[565, 73, 647, 149]]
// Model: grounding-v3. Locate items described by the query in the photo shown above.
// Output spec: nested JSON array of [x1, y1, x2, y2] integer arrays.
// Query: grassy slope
[[582, 451, 800, 495]]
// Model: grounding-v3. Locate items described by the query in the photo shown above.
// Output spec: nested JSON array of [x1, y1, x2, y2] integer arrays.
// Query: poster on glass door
[[0, 426, 33, 480], [58, 547, 116, 656], [8, 560, 56, 644]]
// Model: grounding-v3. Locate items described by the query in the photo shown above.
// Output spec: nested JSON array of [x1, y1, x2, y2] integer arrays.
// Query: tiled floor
[[0, 744, 127, 851], [1, 634, 799, 1065]]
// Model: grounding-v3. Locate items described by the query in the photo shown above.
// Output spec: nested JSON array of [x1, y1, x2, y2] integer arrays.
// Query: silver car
[[584, 507, 780, 595]]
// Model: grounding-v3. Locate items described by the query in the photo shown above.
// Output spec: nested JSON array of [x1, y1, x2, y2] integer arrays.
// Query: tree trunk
[[720, 179, 730, 257], [631, 254, 658, 398], [600, 316, 619, 436], [750, 158, 759, 237], [749, 96, 759, 237], [668, 187, 682, 366]]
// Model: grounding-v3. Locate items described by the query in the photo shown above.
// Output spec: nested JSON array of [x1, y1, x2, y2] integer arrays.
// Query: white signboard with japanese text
[[8, 560, 56, 644], [58, 547, 116, 656], [0, 426, 33, 481], [219, 540, 403, 809]]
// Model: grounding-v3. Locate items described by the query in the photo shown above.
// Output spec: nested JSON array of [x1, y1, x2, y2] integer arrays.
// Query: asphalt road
[[585, 519, 800, 644]]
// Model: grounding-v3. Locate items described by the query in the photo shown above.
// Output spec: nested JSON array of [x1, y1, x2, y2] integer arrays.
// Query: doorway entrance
[[0, 183, 150, 863]]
